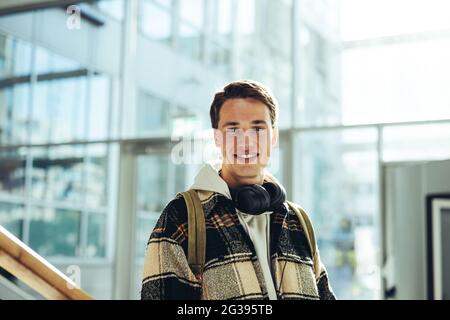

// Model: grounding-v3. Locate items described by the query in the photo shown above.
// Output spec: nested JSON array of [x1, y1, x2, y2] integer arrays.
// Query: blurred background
[[0, 0, 450, 300]]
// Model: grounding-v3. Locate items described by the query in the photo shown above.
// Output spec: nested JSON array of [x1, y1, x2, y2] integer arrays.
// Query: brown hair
[[209, 80, 278, 129]]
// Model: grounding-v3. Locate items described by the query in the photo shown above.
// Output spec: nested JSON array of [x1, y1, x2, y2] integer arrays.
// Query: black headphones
[[229, 182, 286, 215]]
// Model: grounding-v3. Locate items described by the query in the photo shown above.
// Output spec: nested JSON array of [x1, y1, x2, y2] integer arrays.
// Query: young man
[[141, 80, 336, 300]]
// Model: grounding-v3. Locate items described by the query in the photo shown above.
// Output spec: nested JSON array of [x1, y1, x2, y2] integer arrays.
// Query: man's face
[[214, 98, 278, 180]]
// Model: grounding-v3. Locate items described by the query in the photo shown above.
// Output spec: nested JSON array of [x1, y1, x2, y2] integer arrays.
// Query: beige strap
[[287, 201, 318, 275], [178, 190, 206, 277]]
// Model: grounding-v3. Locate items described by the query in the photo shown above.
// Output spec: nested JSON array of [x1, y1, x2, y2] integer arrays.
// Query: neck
[[219, 166, 265, 189]]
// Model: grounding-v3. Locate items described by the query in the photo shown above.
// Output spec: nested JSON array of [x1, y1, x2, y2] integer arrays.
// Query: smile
[[234, 153, 259, 160]]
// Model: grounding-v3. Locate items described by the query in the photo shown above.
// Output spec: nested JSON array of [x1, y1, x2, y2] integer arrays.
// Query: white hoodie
[[189, 162, 278, 300]]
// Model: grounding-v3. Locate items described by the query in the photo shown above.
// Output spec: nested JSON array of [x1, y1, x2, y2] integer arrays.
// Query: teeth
[[236, 154, 257, 159]]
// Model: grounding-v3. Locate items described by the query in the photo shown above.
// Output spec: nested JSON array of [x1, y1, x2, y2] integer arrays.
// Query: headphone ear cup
[[231, 184, 271, 215], [263, 182, 286, 209], [253, 184, 272, 212]]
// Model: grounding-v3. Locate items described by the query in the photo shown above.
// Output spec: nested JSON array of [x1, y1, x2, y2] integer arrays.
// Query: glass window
[[135, 91, 170, 136], [32, 77, 86, 144], [382, 123, 450, 162], [298, 26, 340, 127], [0, 148, 26, 197], [340, 0, 450, 41], [217, 0, 233, 37], [86, 213, 107, 257], [97, 0, 125, 21], [154, 0, 171, 8], [0, 84, 29, 145], [86, 144, 108, 209], [140, 0, 172, 43], [179, 0, 203, 29], [30, 81, 51, 143], [273, 77, 292, 129], [0, 202, 24, 239], [342, 39, 450, 125], [174, 162, 186, 193], [88, 75, 110, 140], [294, 128, 380, 299], [236, 0, 255, 35], [0, 33, 32, 78], [136, 154, 169, 213], [263, 0, 292, 60], [178, 23, 202, 60], [34, 46, 80, 75], [209, 42, 230, 74], [29, 207, 81, 257], [30, 146, 85, 204]]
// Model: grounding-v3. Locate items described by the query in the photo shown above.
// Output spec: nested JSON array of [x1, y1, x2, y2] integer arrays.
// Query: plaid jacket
[[141, 190, 336, 300]]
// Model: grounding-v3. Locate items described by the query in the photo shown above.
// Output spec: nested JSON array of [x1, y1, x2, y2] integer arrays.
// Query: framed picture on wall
[[426, 193, 450, 300]]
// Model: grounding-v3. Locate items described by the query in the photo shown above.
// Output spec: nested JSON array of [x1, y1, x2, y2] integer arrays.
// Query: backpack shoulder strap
[[177, 189, 206, 278], [286, 201, 319, 276]]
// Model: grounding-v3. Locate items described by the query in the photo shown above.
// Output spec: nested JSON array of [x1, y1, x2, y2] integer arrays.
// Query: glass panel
[[174, 162, 186, 193], [34, 46, 79, 75], [32, 77, 86, 144], [236, 0, 257, 57], [342, 39, 450, 125], [298, 26, 340, 127], [217, 0, 233, 38], [154, 0, 171, 8], [97, 0, 125, 21], [88, 75, 110, 140], [179, 0, 203, 28], [0, 84, 30, 145], [86, 144, 108, 208], [30, 81, 51, 143], [29, 207, 81, 257], [86, 213, 107, 257], [383, 123, 450, 162], [136, 154, 169, 213], [0, 33, 32, 78], [295, 128, 380, 299], [209, 42, 230, 74], [135, 91, 170, 136], [0, 202, 24, 239], [0, 148, 26, 197], [178, 23, 202, 60], [340, 0, 450, 41], [236, 0, 255, 37], [30, 146, 85, 204], [140, 0, 172, 42]]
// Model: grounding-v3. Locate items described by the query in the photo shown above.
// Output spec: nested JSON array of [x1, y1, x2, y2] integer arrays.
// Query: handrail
[[0, 225, 93, 300]]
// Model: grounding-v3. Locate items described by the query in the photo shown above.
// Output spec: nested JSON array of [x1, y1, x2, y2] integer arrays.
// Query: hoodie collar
[[189, 161, 232, 199]]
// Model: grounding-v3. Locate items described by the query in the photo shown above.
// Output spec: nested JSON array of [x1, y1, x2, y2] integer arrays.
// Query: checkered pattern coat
[[141, 190, 336, 300]]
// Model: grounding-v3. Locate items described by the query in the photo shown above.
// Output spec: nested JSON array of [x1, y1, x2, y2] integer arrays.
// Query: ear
[[213, 128, 223, 148], [271, 127, 279, 147]]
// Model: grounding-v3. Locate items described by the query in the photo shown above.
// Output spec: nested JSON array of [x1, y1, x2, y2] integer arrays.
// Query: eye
[[226, 127, 239, 133], [252, 127, 266, 132]]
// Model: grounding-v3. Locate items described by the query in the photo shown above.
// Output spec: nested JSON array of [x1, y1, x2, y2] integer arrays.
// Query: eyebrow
[[222, 120, 269, 127]]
